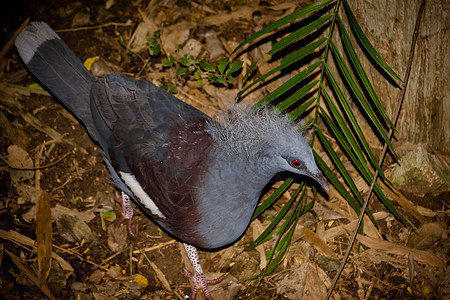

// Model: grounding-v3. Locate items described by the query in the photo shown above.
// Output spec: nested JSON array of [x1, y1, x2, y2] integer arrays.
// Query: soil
[[0, 1, 448, 300]]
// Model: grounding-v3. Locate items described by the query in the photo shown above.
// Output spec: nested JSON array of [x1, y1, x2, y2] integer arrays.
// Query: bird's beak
[[311, 172, 329, 191]]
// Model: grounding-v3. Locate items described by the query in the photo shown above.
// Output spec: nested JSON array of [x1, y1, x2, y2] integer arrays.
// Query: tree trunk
[[346, 0, 449, 154]]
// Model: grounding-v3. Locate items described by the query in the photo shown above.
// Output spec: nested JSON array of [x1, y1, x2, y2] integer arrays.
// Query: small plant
[[118, 36, 132, 55], [162, 53, 243, 93], [146, 30, 161, 56], [119, 30, 243, 94]]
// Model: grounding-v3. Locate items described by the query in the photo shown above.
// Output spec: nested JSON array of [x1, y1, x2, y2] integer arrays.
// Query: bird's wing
[[90, 73, 214, 222]]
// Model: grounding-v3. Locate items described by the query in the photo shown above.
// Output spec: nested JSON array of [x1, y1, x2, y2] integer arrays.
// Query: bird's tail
[[15, 22, 97, 139]]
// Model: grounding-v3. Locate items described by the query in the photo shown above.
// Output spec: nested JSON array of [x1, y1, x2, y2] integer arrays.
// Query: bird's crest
[[206, 105, 309, 157]]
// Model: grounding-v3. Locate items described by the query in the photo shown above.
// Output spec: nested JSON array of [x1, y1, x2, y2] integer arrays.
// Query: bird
[[15, 22, 329, 300]]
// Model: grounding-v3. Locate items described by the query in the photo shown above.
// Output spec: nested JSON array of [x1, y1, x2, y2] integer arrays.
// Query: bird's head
[[275, 145, 329, 191], [206, 105, 329, 191]]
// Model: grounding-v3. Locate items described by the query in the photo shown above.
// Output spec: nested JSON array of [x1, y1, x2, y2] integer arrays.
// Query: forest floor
[[0, 0, 448, 299]]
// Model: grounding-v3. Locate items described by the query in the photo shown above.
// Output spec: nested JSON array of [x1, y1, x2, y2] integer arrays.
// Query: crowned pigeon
[[15, 22, 329, 299]]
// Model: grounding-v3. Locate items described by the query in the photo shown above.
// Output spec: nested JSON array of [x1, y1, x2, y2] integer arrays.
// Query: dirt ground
[[0, 0, 448, 299]]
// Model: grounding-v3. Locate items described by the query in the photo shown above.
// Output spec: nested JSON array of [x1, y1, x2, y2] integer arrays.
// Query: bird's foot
[[184, 269, 226, 300], [115, 192, 134, 235], [183, 243, 226, 300]]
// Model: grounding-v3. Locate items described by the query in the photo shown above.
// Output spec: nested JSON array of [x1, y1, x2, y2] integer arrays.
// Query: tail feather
[[15, 22, 96, 139]]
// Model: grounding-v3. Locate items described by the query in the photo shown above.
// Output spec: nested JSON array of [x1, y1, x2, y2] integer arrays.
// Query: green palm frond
[[233, 0, 403, 279]]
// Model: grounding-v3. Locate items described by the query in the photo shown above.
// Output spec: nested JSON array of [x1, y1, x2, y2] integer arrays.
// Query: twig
[[0, 18, 30, 75], [35, 143, 45, 191], [132, 239, 177, 254], [100, 248, 127, 266], [0, 152, 70, 170], [55, 22, 134, 33], [129, 243, 133, 276], [142, 251, 172, 291], [325, 1, 427, 299], [51, 178, 72, 193], [52, 244, 108, 271]]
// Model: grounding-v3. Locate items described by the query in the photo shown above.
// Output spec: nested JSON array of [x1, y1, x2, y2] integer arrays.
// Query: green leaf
[[179, 54, 198, 67], [208, 73, 219, 82], [320, 100, 400, 220], [239, 38, 326, 99], [194, 70, 203, 86], [280, 37, 327, 70], [330, 41, 398, 163], [118, 36, 126, 43], [252, 178, 294, 220], [300, 116, 315, 132], [335, 16, 396, 131], [325, 65, 376, 169], [249, 187, 311, 280], [218, 58, 228, 74], [162, 54, 175, 67], [160, 84, 177, 94], [276, 80, 319, 112], [255, 60, 322, 108], [147, 38, 161, 56], [178, 55, 189, 66], [216, 76, 227, 83], [342, 0, 402, 83], [318, 98, 395, 223], [233, 0, 333, 53], [321, 87, 367, 175], [242, 60, 259, 83], [28, 82, 44, 90], [269, 14, 333, 55], [176, 66, 188, 76], [317, 103, 365, 208], [290, 96, 317, 119], [326, 53, 391, 183], [245, 183, 302, 251], [319, 91, 382, 225], [199, 59, 216, 72], [315, 122, 376, 225], [154, 29, 161, 38], [225, 61, 243, 75], [313, 149, 361, 215], [102, 211, 116, 222], [193, 70, 201, 80]]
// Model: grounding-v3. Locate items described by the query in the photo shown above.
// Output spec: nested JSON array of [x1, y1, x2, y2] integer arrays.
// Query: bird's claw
[[115, 192, 134, 235], [184, 269, 227, 300]]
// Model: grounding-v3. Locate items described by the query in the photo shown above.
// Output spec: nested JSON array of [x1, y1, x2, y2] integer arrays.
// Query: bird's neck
[[210, 149, 280, 192]]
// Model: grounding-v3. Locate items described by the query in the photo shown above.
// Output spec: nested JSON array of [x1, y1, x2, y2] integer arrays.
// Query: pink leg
[[183, 243, 226, 300], [115, 192, 134, 235]]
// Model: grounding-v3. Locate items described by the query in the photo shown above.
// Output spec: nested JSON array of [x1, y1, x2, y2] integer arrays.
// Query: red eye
[[291, 160, 301, 167]]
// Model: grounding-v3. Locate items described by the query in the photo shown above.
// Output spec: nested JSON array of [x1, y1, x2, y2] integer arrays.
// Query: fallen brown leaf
[[5, 249, 55, 299], [357, 234, 445, 267], [7, 145, 34, 182], [36, 190, 53, 285], [0, 229, 73, 273]]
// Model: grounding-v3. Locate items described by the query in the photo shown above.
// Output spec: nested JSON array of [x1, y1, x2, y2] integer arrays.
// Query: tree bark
[[346, 0, 449, 154]]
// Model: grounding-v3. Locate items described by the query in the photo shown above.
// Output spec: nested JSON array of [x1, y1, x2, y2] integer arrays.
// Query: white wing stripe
[[119, 172, 166, 219]]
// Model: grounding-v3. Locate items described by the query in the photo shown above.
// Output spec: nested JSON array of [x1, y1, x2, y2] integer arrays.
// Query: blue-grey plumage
[[15, 22, 329, 252]]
